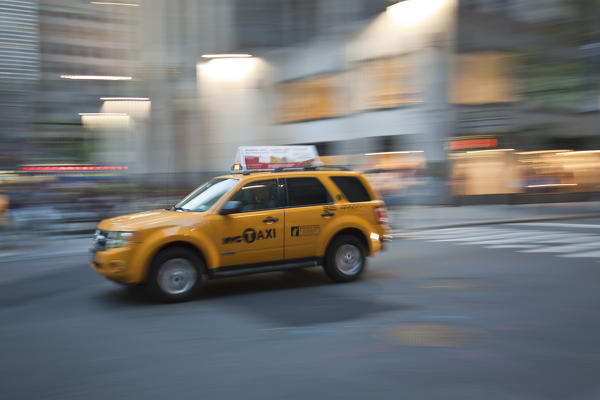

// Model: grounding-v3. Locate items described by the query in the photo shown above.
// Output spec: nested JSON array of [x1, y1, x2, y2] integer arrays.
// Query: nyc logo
[[222, 228, 276, 245]]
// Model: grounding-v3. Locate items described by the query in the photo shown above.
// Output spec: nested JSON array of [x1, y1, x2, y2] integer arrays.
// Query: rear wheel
[[146, 247, 204, 302], [323, 234, 366, 282]]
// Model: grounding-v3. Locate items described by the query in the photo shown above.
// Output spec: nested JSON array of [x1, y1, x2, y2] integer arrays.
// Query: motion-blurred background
[[1, 0, 599, 232]]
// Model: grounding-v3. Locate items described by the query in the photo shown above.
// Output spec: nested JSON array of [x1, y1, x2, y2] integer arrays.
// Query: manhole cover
[[380, 323, 477, 347], [420, 280, 487, 290]]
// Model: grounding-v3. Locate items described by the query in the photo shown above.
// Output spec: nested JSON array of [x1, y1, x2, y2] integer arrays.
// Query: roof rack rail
[[271, 167, 304, 172], [313, 165, 352, 171], [272, 165, 352, 173], [230, 165, 353, 174], [230, 169, 274, 175]]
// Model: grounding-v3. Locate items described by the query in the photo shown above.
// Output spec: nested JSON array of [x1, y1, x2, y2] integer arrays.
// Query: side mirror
[[219, 200, 242, 215]]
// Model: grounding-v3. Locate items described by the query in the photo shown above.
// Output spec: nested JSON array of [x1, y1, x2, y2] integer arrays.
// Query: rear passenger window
[[286, 177, 331, 207], [331, 176, 371, 202]]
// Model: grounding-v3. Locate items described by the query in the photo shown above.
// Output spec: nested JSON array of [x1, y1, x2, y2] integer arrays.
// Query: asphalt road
[[2, 219, 600, 399]]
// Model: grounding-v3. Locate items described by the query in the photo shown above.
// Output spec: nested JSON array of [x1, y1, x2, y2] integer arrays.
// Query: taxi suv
[[90, 166, 390, 301]]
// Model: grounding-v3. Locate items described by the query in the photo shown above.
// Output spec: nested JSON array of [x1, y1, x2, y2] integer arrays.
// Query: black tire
[[145, 247, 205, 302], [323, 234, 366, 283]]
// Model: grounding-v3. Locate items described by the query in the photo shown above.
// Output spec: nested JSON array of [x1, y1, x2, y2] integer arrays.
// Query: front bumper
[[90, 245, 139, 284]]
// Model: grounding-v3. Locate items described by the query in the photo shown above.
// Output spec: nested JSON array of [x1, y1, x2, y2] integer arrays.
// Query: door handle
[[321, 212, 335, 217], [263, 217, 278, 223]]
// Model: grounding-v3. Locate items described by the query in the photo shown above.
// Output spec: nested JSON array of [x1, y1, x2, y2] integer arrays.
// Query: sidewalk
[[0, 233, 91, 262]]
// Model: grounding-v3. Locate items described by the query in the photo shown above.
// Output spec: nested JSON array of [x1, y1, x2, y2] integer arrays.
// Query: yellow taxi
[[90, 166, 390, 301]]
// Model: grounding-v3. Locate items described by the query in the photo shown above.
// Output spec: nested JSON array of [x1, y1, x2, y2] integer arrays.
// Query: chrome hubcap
[[335, 244, 362, 275], [157, 258, 197, 295]]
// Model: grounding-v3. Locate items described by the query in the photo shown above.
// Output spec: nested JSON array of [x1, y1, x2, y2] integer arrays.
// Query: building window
[[449, 51, 517, 105], [277, 74, 344, 123], [352, 56, 422, 111]]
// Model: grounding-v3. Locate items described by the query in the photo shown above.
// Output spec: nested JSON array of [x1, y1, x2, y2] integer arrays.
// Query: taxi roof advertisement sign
[[234, 146, 320, 170]]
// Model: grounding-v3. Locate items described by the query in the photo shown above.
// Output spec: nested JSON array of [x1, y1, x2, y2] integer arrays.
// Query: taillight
[[374, 205, 388, 224]]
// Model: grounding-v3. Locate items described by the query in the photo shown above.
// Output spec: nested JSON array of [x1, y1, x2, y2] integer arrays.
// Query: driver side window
[[230, 179, 280, 212]]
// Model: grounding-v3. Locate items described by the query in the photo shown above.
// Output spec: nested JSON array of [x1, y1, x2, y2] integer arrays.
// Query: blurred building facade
[[199, 0, 599, 199], [1, 0, 598, 199], [197, 0, 456, 177], [450, 0, 600, 196], [0, 0, 40, 168], [35, 0, 139, 166]]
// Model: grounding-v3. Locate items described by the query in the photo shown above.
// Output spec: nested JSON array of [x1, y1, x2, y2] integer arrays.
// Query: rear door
[[283, 176, 336, 260], [328, 174, 383, 227]]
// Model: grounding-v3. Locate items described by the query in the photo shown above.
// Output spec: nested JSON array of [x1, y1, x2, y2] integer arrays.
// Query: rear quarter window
[[286, 177, 332, 206], [331, 176, 372, 202]]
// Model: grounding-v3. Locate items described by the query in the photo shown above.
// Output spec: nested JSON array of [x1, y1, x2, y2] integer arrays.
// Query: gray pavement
[[2, 220, 600, 399], [0, 234, 91, 260]]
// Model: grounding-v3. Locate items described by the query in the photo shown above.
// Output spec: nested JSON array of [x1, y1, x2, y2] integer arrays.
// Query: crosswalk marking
[[431, 233, 512, 242], [485, 244, 541, 249], [403, 228, 495, 239], [468, 232, 555, 245], [527, 234, 599, 244], [514, 222, 600, 230], [402, 225, 600, 260], [471, 232, 592, 246], [407, 229, 513, 241], [520, 241, 600, 253], [560, 250, 600, 258]]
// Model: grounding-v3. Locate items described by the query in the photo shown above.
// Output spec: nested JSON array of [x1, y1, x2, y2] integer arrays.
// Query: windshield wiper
[[170, 206, 186, 212]]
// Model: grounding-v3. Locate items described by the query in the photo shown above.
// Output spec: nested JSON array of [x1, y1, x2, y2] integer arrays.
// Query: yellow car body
[[91, 169, 390, 300]]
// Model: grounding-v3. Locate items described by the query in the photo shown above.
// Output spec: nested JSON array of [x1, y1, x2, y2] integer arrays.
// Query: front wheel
[[146, 247, 204, 302], [323, 235, 366, 283]]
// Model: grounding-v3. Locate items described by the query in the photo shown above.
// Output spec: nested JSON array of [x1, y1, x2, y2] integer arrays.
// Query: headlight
[[106, 231, 136, 249]]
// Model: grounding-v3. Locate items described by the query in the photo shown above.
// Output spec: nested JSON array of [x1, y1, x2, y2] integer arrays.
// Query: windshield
[[173, 178, 239, 212]]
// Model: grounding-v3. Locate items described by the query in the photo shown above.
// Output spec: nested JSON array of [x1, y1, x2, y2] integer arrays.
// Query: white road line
[[473, 232, 599, 245], [527, 234, 600, 244], [485, 244, 542, 249], [431, 232, 515, 243], [402, 232, 488, 240], [520, 242, 600, 253], [404, 227, 502, 238], [425, 227, 511, 236], [560, 250, 600, 258], [407, 228, 553, 244], [467, 231, 551, 245], [513, 222, 600, 230], [406, 229, 598, 243]]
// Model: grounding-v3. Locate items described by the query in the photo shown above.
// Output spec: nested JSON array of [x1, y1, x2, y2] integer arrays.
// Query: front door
[[215, 179, 284, 267]]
